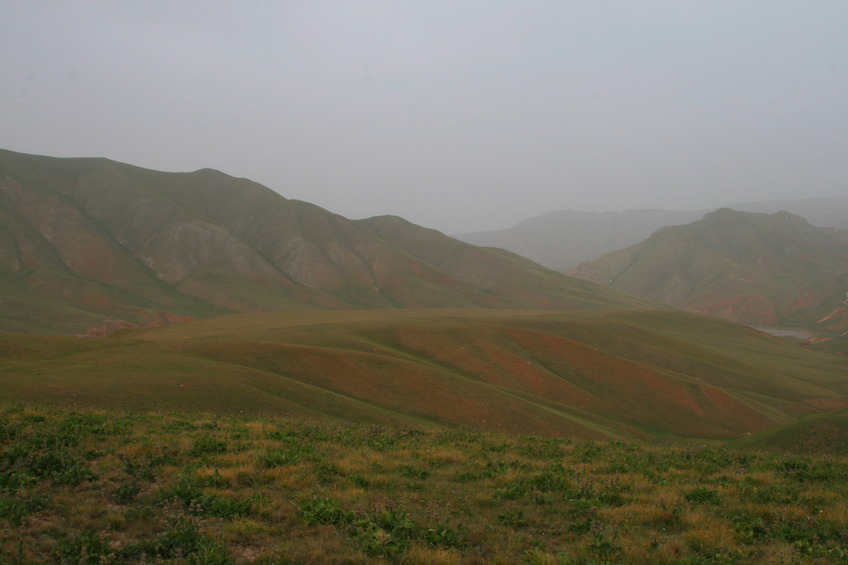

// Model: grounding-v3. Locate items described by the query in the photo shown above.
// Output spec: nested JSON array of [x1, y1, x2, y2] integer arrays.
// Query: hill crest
[[571, 208, 848, 333], [0, 148, 648, 334], [455, 199, 848, 271]]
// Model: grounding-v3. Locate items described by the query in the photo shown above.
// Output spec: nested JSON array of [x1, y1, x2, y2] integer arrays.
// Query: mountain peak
[[573, 209, 848, 330], [702, 208, 810, 225], [0, 150, 649, 334]]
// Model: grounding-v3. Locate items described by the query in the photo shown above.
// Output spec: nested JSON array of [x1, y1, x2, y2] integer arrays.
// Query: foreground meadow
[[1, 406, 847, 564]]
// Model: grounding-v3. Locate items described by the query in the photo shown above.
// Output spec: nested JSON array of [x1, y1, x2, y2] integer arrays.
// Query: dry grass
[[2, 405, 848, 563]]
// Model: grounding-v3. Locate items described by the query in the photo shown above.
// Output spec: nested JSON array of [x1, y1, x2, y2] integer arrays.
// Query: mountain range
[[571, 208, 848, 332], [455, 197, 848, 271], [2, 148, 848, 442], [0, 149, 646, 335]]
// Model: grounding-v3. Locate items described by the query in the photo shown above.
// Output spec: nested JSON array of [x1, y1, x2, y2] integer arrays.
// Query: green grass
[[2, 405, 848, 563], [733, 409, 848, 455], [2, 309, 846, 441]]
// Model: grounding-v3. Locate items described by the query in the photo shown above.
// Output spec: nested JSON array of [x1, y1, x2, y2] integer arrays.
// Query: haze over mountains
[[0, 149, 647, 335], [456, 197, 848, 272], [2, 10, 848, 559], [572, 209, 848, 332], [1, 148, 847, 442]]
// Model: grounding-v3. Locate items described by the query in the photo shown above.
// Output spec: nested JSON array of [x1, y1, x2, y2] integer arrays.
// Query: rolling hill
[[454, 197, 848, 271], [733, 408, 848, 455], [2, 308, 847, 440], [0, 149, 647, 335], [3, 149, 847, 444], [571, 209, 848, 333]]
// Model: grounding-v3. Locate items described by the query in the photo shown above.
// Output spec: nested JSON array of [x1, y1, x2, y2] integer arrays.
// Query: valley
[[2, 149, 847, 441], [2, 149, 848, 563], [4, 3, 847, 561]]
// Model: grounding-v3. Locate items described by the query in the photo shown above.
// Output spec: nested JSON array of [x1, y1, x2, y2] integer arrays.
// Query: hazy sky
[[2, 1, 847, 233]]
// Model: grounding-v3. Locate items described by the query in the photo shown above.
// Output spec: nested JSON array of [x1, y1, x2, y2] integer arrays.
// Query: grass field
[[2, 309, 847, 441], [3, 309, 847, 562], [2, 405, 848, 564]]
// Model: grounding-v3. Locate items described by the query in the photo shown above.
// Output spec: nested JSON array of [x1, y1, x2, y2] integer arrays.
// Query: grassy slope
[[733, 408, 848, 455], [358, 215, 653, 310], [580, 209, 848, 332], [1, 149, 651, 335], [2, 406, 848, 564], [2, 309, 846, 441], [0, 151, 238, 331]]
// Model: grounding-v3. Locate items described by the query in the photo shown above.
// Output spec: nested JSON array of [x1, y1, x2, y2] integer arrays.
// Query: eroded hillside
[[0, 149, 648, 335], [571, 209, 848, 335]]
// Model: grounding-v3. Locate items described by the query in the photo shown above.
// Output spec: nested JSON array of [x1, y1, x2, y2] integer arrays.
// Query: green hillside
[[572, 209, 848, 339], [3, 405, 848, 564], [0, 149, 649, 335], [733, 408, 848, 455], [2, 308, 846, 441]]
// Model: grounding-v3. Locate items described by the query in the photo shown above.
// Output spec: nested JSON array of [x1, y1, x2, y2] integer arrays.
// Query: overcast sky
[[2, 1, 846, 233]]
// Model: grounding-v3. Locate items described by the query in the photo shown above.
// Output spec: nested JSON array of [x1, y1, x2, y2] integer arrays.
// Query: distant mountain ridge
[[0, 149, 647, 334], [571, 208, 848, 332], [455, 197, 848, 271]]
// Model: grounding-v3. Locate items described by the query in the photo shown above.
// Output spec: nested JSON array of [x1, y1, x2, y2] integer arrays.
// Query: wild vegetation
[[3, 309, 847, 441], [2, 405, 847, 564], [3, 149, 848, 563]]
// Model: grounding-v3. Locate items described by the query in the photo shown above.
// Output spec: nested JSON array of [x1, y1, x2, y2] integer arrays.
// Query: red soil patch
[[501, 328, 767, 437], [133, 312, 843, 439], [697, 384, 774, 434], [189, 339, 607, 438], [364, 325, 599, 409], [816, 306, 848, 331]]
